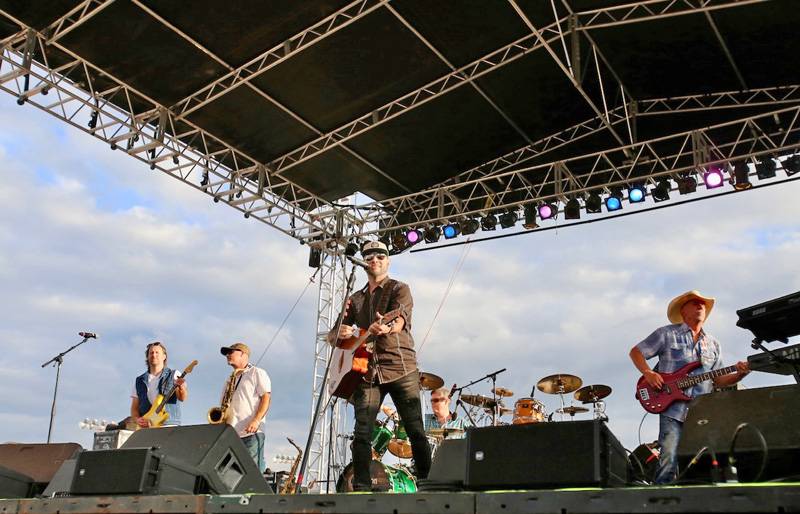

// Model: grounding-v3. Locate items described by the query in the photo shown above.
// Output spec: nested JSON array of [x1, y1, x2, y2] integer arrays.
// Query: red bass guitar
[[635, 361, 738, 414]]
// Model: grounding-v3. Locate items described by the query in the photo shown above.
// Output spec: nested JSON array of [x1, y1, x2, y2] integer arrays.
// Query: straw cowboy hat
[[667, 290, 715, 324]]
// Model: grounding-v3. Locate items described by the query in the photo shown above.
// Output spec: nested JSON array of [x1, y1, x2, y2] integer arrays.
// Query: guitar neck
[[675, 364, 737, 388]]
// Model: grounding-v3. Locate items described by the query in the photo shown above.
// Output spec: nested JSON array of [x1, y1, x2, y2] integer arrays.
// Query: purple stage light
[[538, 204, 554, 219], [703, 167, 724, 189], [406, 229, 421, 244]]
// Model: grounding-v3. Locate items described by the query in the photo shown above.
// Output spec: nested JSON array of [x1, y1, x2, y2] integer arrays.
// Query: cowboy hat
[[667, 290, 715, 324]]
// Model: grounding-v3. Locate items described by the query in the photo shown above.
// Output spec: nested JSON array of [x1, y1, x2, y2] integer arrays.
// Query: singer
[[327, 240, 431, 491]]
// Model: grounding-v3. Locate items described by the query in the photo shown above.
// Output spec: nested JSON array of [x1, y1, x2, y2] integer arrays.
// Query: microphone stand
[[41, 335, 93, 443], [296, 262, 359, 493], [451, 367, 507, 427]]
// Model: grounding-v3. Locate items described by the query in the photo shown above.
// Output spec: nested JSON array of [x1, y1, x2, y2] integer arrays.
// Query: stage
[[4, 484, 800, 514]]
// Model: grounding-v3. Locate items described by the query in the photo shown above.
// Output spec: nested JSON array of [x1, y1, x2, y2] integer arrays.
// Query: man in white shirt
[[220, 342, 271, 471]]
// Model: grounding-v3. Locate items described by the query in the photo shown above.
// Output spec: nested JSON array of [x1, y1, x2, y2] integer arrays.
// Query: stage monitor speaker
[[0, 442, 81, 493], [678, 384, 800, 482], [418, 439, 467, 491], [466, 420, 627, 489], [121, 424, 271, 494], [628, 442, 660, 484], [71, 448, 200, 495], [0, 465, 34, 498]]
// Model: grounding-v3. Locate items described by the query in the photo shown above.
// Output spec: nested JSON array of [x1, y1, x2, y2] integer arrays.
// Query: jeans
[[352, 371, 431, 491], [655, 415, 683, 484], [242, 432, 265, 473]]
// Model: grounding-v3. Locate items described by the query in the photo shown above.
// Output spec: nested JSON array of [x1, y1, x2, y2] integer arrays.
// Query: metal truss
[[350, 104, 800, 234], [434, 85, 800, 189], [0, 24, 335, 242], [265, 0, 756, 177], [307, 250, 351, 493]]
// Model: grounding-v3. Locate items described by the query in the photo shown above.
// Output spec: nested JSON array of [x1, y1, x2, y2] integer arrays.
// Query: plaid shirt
[[636, 322, 723, 422], [423, 413, 469, 438]]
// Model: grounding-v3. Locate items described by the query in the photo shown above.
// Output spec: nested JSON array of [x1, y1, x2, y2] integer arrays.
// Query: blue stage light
[[605, 196, 622, 211], [628, 185, 645, 203], [443, 223, 460, 239]]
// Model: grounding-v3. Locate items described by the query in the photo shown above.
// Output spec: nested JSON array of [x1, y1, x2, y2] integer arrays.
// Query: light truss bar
[[575, 0, 769, 30], [0, 24, 337, 242], [267, 0, 754, 177], [434, 85, 800, 191], [171, 0, 387, 118], [351, 105, 800, 234], [46, 0, 116, 44]]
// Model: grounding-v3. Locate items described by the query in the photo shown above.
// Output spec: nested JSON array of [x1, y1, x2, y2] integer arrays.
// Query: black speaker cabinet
[[71, 448, 200, 495], [466, 420, 627, 489], [0, 443, 81, 487], [122, 424, 271, 494], [678, 384, 800, 482]]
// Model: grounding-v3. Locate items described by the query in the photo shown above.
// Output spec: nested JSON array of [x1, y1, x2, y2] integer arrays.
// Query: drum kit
[[457, 373, 614, 425]]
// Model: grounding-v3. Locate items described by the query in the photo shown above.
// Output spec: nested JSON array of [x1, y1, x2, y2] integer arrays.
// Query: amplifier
[[466, 420, 627, 489], [93, 429, 134, 450]]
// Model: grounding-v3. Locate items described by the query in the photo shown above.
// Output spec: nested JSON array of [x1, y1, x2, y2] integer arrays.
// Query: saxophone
[[280, 438, 302, 494], [207, 369, 243, 424]]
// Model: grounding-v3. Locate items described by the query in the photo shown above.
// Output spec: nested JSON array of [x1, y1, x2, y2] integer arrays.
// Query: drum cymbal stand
[[592, 399, 608, 421]]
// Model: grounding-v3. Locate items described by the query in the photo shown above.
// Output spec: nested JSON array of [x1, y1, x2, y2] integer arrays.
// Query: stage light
[[522, 205, 538, 229], [538, 203, 556, 220], [462, 218, 480, 235], [406, 229, 422, 245], [585, 192, 602, 213], [499, 210, 518, 229], [391, 232, 408, 252], [703, 166, 724, 189], [605, 188, 623, 211], [200, 171, 209, 187], [652, 179, 671, 202], [443, 222, 460, 239], [733, 161, 752, 190], [481, 213, 497, 231], [756, 158, 776, 179], [424, 225, 441, 243], [783, 155, 800, 176], [88, 111, 98, 129], [564, 198, 581, 219], [344, 242, 359, 257], [628, 184, 646, 203], [677, 175, 697, 195]]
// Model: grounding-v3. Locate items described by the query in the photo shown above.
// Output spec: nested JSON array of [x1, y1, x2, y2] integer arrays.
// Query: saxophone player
[[219, 342, 272, 472]]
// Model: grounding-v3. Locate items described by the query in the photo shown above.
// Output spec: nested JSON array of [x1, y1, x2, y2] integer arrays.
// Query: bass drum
[[336, 460, 417, 493]]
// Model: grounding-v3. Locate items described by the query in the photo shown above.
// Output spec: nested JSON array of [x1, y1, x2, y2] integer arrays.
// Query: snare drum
[[371, 425, 394, 457], [336, 460, 417, 493], [513, 397, 546, 424]]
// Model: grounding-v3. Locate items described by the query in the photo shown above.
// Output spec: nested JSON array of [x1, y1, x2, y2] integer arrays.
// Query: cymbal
[[536, 374, 583, 394], [427, 427, 465, 438], [461, 394, 498, 409], [419, 372, 445, 391], [574, 384, 612, 403], [387, 438, 413, 459], [556, 406, 589, 416], [491, 387, 514, 397]]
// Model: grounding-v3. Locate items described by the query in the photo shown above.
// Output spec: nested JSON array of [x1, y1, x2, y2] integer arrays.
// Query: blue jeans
[[242, 432, 265, 473], [655, 415, 683, 484]]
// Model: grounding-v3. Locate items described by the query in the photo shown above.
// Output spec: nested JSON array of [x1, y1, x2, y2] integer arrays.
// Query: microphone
[[450, 410, 458, 421], [346, 255, 369, 269], [448, 383, 457, 399], [79, 332, 97, 339]]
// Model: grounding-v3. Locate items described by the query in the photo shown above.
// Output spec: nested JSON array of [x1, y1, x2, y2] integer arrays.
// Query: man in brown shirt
[[328, 240, 430, 491]]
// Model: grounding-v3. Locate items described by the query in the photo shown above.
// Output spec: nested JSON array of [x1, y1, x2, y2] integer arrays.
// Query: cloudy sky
[[1, 91, 798, 477]]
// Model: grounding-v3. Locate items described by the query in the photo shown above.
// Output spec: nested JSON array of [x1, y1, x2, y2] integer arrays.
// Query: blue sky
[[1, 91, 798, 473]]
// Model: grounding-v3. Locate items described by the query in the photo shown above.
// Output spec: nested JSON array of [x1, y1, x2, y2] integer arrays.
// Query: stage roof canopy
[[1, 0, 799, 244]]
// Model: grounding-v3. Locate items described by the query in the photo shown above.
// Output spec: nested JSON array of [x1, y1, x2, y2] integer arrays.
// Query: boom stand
[[41, 335, 92, 443], [296, 264, 358, 493]]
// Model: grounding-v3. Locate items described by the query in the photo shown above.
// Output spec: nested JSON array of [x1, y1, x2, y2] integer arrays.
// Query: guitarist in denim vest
[[629, 290, 749, 484], [130, 341, 187, 428], [328, 241, 431, 491]]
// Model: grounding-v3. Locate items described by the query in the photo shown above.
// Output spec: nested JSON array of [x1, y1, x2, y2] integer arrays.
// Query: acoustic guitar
[[138, 360, 198, 428], [328, 309, 402, 399]]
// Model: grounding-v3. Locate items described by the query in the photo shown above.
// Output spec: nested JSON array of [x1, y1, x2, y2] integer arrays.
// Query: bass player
[[629, 290, 750, 484], [130, 341, 187, 428], [327, 240, 431, 491]]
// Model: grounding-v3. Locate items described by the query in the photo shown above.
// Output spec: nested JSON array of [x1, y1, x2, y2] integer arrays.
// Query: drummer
[[423, 387, 469, 438]]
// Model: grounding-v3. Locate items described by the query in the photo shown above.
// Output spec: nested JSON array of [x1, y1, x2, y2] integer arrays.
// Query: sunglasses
[[364, 253, 387, 261], [431, 397, 448, 403]]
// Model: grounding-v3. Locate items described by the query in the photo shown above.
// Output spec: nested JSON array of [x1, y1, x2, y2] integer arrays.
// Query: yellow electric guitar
[[138, 360, 198, 429]]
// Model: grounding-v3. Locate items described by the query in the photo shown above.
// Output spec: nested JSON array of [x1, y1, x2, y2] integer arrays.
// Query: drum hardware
[[461, 394, 500, 409], [556, 405, 590, 417], [387, 420, 413, 459], [419, 372, 445, 391], [537, 373, 583, 421], [426, 427, 465, 438], [574, 384, 612, 421], [491, 387, 514, 397], [336, 460, 417, 493]]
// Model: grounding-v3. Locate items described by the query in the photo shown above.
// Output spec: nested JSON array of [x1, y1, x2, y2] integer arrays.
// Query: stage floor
[[3, 484, 800, 514]]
